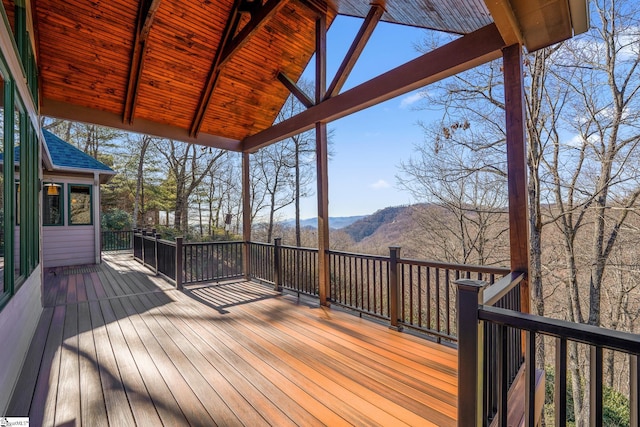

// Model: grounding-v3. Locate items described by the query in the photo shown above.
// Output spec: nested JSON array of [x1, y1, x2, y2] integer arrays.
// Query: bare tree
[[155, 140, 227, 235]]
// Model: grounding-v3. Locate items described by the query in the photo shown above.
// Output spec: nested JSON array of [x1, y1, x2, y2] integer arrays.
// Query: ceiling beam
[[190, 0, 286, 137], [277, 72, 314, 108], [483, 0, 523, 46], [43, 98, 243, 151], [242, 24, 506, 152], [324, 3, 384, 99], [123, 0, 162, 125]]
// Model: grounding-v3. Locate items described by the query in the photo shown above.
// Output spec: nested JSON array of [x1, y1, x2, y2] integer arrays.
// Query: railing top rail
[[280, 244, 319, 253], [400, 257, 511, 274], [157, 239, 177, 247], [482, 271, 526, 306], [327, 249, 388, 262], [250, 241, 275, 248], [183, 240, 242, 247], [479, 305, 640, 355]]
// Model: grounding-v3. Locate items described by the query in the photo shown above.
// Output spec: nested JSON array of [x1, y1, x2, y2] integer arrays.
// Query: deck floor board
[[9, 253, 458, 426]]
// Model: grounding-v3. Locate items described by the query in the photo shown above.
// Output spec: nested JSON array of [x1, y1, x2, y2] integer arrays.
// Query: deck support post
[[242, 151, 252, 280], [273, 238, 282, 291], [315, 13, 330, 306], [388, 246, 402, 331], [175, 236, 183, 289], [503, 44, 530, 314], [456, 278, 486, 427]]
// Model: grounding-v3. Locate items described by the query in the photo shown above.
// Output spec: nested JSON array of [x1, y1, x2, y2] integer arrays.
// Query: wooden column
[[503, 44, 530, 313], [242, 151, 251, 280], [315, 13, 330, 306]]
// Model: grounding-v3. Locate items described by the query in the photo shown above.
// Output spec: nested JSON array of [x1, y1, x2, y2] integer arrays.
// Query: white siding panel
[[43, 226, 95, 267], [0, 267, 42, 413]]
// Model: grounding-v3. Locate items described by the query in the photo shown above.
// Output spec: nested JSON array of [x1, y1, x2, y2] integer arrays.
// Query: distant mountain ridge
[[342, 206, 408, 242], [280, 215, 366, 230]]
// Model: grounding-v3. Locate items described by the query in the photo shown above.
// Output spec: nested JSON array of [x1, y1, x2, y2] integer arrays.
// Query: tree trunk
[[132, 136, 150, 229]]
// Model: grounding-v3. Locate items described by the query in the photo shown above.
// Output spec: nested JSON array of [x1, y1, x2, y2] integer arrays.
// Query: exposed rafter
[[123, 0, 162, 125], [189, 0, 244, 137], [298, 0, 328, 16], [243, 24, 506, 152], [277, 72, 314, 108], [190, 0, 287, 137], [324, 3, 384, 99]]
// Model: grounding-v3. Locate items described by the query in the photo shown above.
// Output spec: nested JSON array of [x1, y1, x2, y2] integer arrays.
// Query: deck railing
[[182, 241, 243, 285], [133, 230, 244, 288], [456, 275, 640, 426], [101, 230, 133, 251]]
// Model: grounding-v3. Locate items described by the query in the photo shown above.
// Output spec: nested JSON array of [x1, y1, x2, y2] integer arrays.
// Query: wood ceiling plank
[[190, 0, 288, 137], [41, 98, 242, 151]]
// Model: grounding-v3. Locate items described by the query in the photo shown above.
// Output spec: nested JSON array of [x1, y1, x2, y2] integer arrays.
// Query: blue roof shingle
[[42, 129, 114, 172]]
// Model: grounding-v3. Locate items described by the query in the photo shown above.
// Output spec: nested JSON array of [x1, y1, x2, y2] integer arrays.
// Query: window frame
[[68, 184, 93, 226]]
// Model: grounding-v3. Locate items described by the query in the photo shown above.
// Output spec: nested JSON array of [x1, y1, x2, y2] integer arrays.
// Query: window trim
[[68, 184, 93, 226]]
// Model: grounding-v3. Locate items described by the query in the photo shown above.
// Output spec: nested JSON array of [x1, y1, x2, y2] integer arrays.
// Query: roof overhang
[[31, 0, 590, 151]]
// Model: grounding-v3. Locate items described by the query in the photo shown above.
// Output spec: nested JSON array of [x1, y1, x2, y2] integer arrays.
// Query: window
[[0, 70, 4, 299], [43, 183, 63, 225], [13, 98, 21, 281], [69, 184, 92, 225]]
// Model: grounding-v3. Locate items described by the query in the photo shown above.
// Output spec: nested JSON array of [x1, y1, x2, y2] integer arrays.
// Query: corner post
[[273, 237, 282, 291], [315, 12, 330, 306], [175, 236, 183, 290], [503, 44, 530, 314], [242, 151, 251, 280], [388, 246, 402, 330], [456, 278, 486, 427]]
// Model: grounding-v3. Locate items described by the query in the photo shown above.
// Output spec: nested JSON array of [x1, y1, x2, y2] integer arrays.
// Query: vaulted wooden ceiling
[[31, 0, 589, 152]]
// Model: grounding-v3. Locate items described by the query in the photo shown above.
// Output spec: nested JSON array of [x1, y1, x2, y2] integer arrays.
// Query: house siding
[[42, 176, 100, 268], [43, 226, 95, 267], [0, 267, 42, 413]]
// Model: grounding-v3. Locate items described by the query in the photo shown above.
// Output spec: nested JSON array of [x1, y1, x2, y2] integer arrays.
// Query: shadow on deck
[[7, 253, 458, 426]]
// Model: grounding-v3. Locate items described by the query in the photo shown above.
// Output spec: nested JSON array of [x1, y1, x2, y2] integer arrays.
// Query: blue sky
[[291, 16, 439, 219]]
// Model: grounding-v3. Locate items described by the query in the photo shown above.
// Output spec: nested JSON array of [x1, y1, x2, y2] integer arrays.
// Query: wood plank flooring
[[8, 253, 458, 426]]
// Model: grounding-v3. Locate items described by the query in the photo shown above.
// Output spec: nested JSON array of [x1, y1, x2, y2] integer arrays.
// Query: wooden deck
[[7, 253, 458, 426]]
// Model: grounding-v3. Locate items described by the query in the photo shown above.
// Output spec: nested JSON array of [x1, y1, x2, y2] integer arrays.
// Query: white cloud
[[399, 92, 423, 108], [370, 179, 391, 190]]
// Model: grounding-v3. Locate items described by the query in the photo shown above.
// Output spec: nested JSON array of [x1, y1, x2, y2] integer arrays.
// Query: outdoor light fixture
[[45, 183, 61, 196]]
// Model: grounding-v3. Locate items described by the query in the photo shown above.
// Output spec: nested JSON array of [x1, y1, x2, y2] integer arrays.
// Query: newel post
[[456, 278, 487, 427], [175, 236, 183, 290], [389, 246, 402, 331], [274, 238, 282, 291]]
